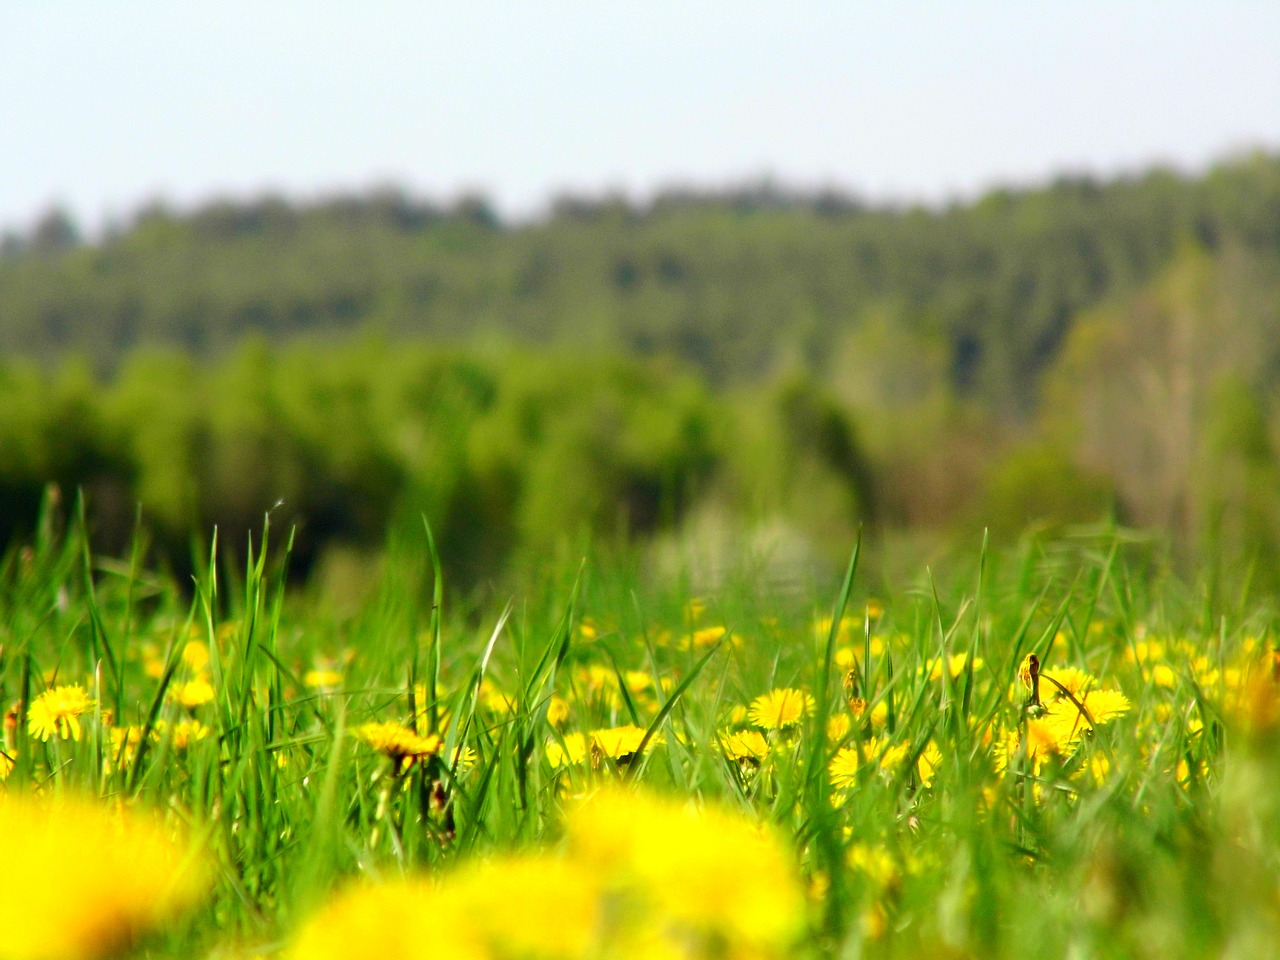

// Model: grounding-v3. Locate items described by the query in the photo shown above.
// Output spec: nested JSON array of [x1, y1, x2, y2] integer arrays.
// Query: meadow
[[3, 501, 1279, 960]]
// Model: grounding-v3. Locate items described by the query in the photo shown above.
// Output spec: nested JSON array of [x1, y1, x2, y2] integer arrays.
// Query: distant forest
[[2, 152, 1279, 590]]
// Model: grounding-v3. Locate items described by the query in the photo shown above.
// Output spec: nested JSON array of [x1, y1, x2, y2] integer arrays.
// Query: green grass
[[3, 504, 1280, 959]]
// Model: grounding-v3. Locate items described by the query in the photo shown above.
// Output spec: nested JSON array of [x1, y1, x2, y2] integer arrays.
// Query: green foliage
[[4, 155, 1279, 415], [0, 343, 877, 587], [977, 442, 1117, 540]]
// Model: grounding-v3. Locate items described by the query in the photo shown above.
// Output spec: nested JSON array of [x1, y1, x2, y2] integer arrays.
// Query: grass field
[[3, 506, 1279, 960]]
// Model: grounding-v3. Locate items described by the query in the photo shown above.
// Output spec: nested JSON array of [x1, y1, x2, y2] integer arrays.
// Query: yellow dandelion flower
[[479, 680, 516, 715], [170, 677, 215, 708], [917, 740, 943, 788], [1080, 688, 1131, 724], [27, 684, 94, 742], [0, 793, 208, 960], [1043, 666, 1095, 699], [304, 669, 343, 689], [590, 724, 659, 763], [353, 722, 441, 766], [719, 729, 770, 763], [690, 625, 727, 648], [107, 726, 145, 770], [546, 732, 587, 767], [546, 694, 571, 727], [829, 745, 867, 790], [1022, 713, 1084, 768], [566, 788, 806, 952], [439, 854, 602, 959], [928, 652, 982, 681], [748, 688, 815, 730], [877, 740, 911, 773], [827, 712, 852, 741], [287, 880, 478, 960], [153, 719, 211, 751], [623, 670, 655, 694], [141, 644, 165, 679], [181, 641, 210, 673], [1125, 639, 1165, 664]]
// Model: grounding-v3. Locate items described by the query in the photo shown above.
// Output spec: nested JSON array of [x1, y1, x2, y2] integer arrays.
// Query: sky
[[1, 1, 1278, 235]]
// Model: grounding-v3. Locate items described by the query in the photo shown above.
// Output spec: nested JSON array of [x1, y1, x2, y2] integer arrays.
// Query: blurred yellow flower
[[546, 694, 571, 727], [287, 880, 477, 960], [182, 640, 211, 673], [0, 793, 207, 960], [748, 688, 815, 730], [304, 669, 343, 689], [928, 652, 982, 681], [566, 787, 805, 954], [354, 722, 441, 766], [108, 725, 145, 770], [439, 854, 602, 958], [170, 677, 215, 708], [154, 718, 211, 751], [27, 684, 93, 742]]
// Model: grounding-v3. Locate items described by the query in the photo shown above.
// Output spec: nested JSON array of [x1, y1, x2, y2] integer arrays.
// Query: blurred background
[[1, 1, 1278, 595]]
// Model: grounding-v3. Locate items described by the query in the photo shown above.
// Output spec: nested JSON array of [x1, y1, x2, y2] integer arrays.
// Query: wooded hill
[[5, 152, 1278, 412], [2, 152, 1278, 589]]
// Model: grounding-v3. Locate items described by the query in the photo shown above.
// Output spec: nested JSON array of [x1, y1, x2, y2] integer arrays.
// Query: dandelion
[[107, 726, 145, 770], [286, 880, 474, 960], [1080, 688, 1131, 724], [547, 732, 587, 767], [439, 855, 602, 959], [917, 740, 943, 788], [304, 668, 343, 689], [748, 688, 815, 730], [27, 684, 93, 742], [928, 652, 982, 681], [0, 793, 208, 960], [830, 743, 876, 790], [353, 721, 442, 767], [590, 724, 658, 764], [566, 788, 806, 953], [154, 719, 211, 750], [719, 728, 770, 764], [170, 677, 215, 708], [545, 694, 571, 727], [690, 625, 727, 648], [479, 680, 516, 715], [182, 640, 210, 673]]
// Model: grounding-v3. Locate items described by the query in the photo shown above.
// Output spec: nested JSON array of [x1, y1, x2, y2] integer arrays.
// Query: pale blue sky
[[2, 1, 1277, 234]]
